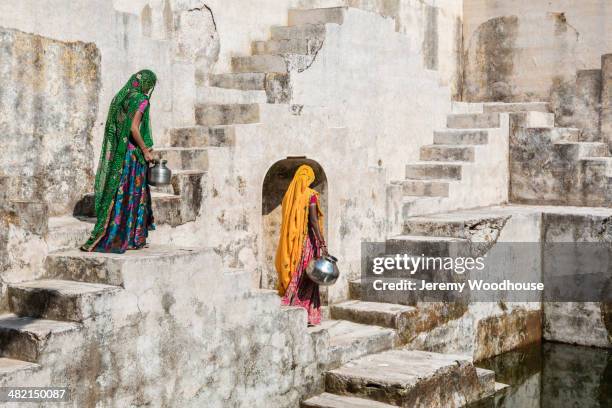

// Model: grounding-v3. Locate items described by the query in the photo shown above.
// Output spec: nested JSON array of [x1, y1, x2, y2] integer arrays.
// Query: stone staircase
[[509, 107, 612, 206], [0, 244, 259, 389], [7, 4, 595, 405], [303, 351, 495, 408], [391, 100, 612, 223], [205, 7, 350, 105], [306, 299, 502, 407], [392, 102, 552, 221], [69, 130, 212, 230], [303, 297, 500, 407]]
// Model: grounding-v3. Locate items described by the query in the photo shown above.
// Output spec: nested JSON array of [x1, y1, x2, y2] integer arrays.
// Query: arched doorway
[[261, 157, 328, 290]]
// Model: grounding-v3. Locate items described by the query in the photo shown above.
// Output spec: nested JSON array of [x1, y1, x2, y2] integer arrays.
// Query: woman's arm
[[131, 111, 154, 162], [309, 202, 328, 255]]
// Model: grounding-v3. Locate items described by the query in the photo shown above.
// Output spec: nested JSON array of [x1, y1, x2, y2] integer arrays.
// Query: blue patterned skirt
[[93, 143, 155, 253]]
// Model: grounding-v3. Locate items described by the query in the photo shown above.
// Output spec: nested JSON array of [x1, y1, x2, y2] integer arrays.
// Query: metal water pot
[[306, 255, 340, 286], [148, 159, 172, 186]]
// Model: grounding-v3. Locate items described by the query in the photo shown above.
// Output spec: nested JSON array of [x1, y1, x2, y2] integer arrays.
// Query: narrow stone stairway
[[300, 208, 516, 407], [304, 349, 494, 408], [205, 7, 349, 104], [0, 244, 252, 385], [396, 102, 553, 219]]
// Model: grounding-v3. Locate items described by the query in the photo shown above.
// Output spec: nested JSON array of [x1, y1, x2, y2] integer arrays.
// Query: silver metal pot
[[148, 159, 172, 186], [306, 255, 339, 286]]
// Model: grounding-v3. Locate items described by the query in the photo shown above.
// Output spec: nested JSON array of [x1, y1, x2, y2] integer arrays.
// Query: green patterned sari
[[81, 70, 157, 251]]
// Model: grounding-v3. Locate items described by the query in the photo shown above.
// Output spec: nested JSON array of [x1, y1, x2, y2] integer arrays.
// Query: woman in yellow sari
[[275, 165, 327, 326]]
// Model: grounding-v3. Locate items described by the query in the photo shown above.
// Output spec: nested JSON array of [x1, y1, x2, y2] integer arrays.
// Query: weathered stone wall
[[0, 0, 199, 185], [0, 28, 100, 216], [462, 0, 612, 102], [509, 125, 611, 207], [0, 201, 48, 310], [114, 6, 468, 305], [404, 207, 544, 361], [290, 7, 453, 181], [295, 0, 464, 95], [0, 248, 324, 407], [541, 211, 612, 348], [0, 1, 465, 303]]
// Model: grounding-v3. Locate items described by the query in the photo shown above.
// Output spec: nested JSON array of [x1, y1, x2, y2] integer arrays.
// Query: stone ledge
[[325, 349, 483, 407], [45, 245, 216, 287], [8, 279, 121, 322]]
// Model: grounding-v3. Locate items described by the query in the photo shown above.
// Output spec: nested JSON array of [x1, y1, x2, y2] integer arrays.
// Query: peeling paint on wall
[[463, 15, 519, 101]]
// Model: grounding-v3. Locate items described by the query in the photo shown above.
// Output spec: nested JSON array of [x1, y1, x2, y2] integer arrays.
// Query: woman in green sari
[[81, 69, 157, 253]]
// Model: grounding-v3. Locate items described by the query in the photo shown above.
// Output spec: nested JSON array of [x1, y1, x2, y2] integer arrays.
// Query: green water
[[469, 342, 612, 408]]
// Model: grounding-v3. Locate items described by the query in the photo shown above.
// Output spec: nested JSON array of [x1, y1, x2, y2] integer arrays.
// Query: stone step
[[476, 367, 496, 397], [433, 129, 489, 145], [168, 170, 205, 222], [72, 180, 200, 228], [347, 278, 420, 306], [73, 191, 180, 219], [553, 141, 610, 158], [151, 192, 185, 226], [168, 125, 235, 148], [0, 357, 40, 379], [405, 162, 462, 180], [153, 147, 208, 170], [309, 320, 397, 370], [325, 349, 484, 407], [483, 102, 550, 113], [288, 7, 346, 26], [402, 214, 510, 239], [581, 157, 612, 178], [45, 245, 213, 287], [209, 73, 266, 90], [447, 112, 500, 129], [397, 179, 450, 197], [514, 111, 555, 128], [385, 234, 467, 257], [208, 73, 291, 103], [401, 196, 446, 219], [231, 55, 287, 73], [8, 279, 121, 322], [195, 103, 260, 126], [150, 169, 205, 197], [330, 300, 417, 333], [420, 145, 475, 162], [529, 127, 582, 143], [47, 216, 95, 252], [197, 86, 267, 105], [0, 314, 80, 362], [252, 38, 321, 56], [383, 235, 469, 291], [270, 24, 327, 41], [302, 393, 395, 408]]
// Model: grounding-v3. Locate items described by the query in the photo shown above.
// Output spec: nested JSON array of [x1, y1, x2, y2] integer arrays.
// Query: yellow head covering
[[275, 165, 324, 296]]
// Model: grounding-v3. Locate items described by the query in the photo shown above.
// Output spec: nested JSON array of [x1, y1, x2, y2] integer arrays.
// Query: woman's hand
[[143, 148, 154, 163], [321, 244, 329, 256]]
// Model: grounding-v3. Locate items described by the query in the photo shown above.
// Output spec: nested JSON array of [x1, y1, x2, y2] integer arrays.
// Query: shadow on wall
[[261, 157, 328, 290]]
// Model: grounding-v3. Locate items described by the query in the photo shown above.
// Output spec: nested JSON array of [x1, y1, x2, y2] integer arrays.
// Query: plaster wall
[[150, 104, 390, 304], [296, 0, 464, 94], [462, 0, 612, 102], [290, 7, 452, 179], [0, 0, 197, 178], [144, 8, 463, 303], [0, 28, 100, 216]]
